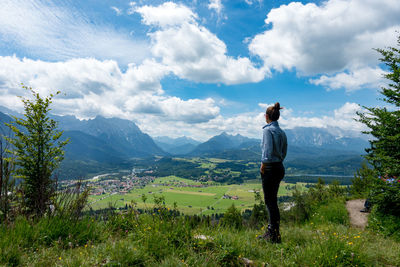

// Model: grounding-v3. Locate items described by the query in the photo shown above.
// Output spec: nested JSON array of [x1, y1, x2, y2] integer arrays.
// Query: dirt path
[[346, 199, 368, 229]]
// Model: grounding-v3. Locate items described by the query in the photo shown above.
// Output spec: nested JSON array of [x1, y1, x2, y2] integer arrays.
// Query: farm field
[[88, 176, 309, 215]]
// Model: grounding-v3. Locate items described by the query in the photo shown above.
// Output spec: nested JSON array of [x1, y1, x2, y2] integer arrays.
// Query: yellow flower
[[348, 242, 353, 245], [85, 244, 88, 248], [59, 257, 62, 260], [335, 255, 338, 259]]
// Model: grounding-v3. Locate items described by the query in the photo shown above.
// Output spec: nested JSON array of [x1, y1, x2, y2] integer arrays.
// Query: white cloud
[[244, 0, 263, 6], [0, 56, 219, 124], [142, 102, 366, 141], [309, 67, 388, 91], [135, 2, 197, 28], [249, 0, 400, 89], [279, 102, 366, 135], [111, 6, 123, 16], [0, 0, 148, 64], [0, 54, 367, 140], [135, 1, 267, 85], [208, 0, 224, 18]]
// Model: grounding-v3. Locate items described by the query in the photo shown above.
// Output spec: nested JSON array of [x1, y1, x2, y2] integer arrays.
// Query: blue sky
[[0, 0, 399, 140]]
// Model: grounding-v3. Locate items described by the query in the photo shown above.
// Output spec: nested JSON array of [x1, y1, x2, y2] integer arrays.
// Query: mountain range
[[0, 107, 370, 179]]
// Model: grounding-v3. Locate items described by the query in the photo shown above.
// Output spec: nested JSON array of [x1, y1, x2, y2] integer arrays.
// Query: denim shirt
[[261, 121, 287, 163]]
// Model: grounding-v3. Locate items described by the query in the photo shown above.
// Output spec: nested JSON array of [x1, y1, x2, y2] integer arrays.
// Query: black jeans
[[261, 162, 285, 229]]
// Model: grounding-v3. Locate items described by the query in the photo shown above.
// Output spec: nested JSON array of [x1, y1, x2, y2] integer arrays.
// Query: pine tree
[[357, 34, 400, 176], [6, 85, 69, 217]]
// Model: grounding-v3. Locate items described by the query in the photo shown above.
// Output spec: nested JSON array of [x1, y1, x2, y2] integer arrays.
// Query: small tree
[[0, 135, 15, 221], [350, 162, 376, 197], [357, 34, 400, 176], [220, 203, 243, 229], [6, 85, 69, 217]]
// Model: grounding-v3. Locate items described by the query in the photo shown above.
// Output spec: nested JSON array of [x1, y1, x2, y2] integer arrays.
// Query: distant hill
[[189, 132, 258, 156], [187, 127, 368, 157], [154, 136, 200, 155], [182, 130, 368, 176]]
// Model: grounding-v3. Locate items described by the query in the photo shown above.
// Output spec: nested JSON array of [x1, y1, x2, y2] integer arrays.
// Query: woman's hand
[[260, 163, 265, 175]]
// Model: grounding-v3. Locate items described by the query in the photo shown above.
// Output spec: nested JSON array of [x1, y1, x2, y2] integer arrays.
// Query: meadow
[[88, 176, 309, 215], [2, 194, 400, 266]]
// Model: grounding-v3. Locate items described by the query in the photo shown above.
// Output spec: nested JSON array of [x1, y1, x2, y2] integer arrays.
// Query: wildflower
[[85, 244, 88, 248], [348, 242, 353, 245], [59, 257, 62, 260], [335, 255, 338, 259]]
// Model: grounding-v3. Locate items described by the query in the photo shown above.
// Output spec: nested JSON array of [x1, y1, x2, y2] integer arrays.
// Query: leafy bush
[[220, 204, 243, 229], [310, 199, 349, 226], [369, 178, 400, 217], [283, 179, 347, 224], [248, 191, 268, 228], [368, 178, 400, 240], [350, 162, 376, 198]]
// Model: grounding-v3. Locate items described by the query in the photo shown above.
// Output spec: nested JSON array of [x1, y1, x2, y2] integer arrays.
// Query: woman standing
[[259, 102, 287, 243]]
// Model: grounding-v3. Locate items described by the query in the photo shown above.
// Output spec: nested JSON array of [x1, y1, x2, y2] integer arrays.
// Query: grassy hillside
[[1, 196, 399, 266]]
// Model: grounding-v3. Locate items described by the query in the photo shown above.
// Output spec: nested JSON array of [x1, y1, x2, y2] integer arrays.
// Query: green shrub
[[36, 215, 102, 247], [220, 204, 243, 230], [310, 199, 349, 226], [368, 207, 400, 241], [350, 162, 376, 198], [369, 178, 400, 217], [283, 179, 347, 224], [248, 191, 268, 228]]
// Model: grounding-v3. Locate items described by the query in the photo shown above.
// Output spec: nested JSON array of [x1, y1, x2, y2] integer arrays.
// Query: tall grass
[[0, 181, 399, 266]]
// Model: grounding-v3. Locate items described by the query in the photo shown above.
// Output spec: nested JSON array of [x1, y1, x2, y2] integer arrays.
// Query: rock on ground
[[346, 199, 368, 229]]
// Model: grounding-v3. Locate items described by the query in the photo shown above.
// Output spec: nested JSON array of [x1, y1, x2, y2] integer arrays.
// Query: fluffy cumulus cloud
[[135, 2, 267, 85], [0, 56, 218, 124], [309, 67, 388, 91], [135, 2, 197, 27], [0, 55, 366, 139], [0, 0, 148, 64], [249, 0, 400, 90], [278, 102, 367, 135], [141, 102, 366, 141]]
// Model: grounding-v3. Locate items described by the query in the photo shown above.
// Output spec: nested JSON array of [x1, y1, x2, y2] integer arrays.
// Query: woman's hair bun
[[274, 102, 280, 110]]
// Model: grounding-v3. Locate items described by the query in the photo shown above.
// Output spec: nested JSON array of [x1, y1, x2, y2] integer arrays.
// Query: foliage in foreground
[[357, 34, 400, 177], [1, 190, 399, 267], [6, 86, 69, 217]]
